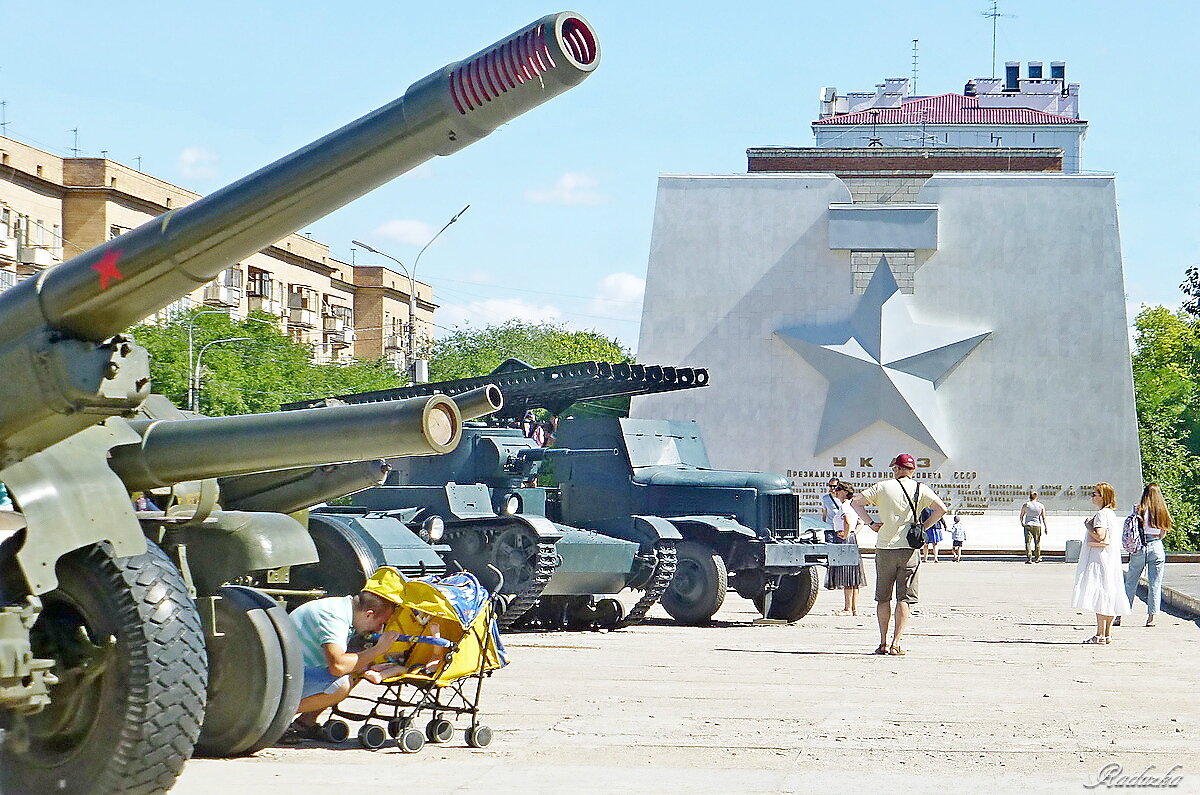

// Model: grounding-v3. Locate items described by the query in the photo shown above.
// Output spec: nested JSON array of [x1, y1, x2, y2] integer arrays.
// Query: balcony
[[203, 283, 242, 307], [0, 236, 16, 260], [289, 307, 318, 328], [248, 295, 283, 316], [323, 314, 348, 332], [19, 246, 61, 268], [385, 334, 405, 350], [326, 328, 355, 347]]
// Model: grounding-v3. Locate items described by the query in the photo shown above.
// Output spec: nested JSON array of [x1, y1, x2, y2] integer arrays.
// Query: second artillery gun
[[0, 11, 600, 793]]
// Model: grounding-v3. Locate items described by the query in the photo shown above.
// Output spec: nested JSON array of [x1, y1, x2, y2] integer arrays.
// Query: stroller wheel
[[321, 720, 350, 744], [398, 727, 425, 753], [426, 718, 455, 743], [358, 724, 387, 751], [466, 725, 493, 748], [387, 718, 413, 738]]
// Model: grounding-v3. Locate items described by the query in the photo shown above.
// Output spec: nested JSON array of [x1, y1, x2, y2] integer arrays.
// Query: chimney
[[1005, 61, 1020, 91], [1028, 61, 1043, 79], [964, 79, 977, 97]]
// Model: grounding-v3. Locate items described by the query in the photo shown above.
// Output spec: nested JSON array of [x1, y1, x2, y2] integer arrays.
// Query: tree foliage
[[130, 309, 404, 416], [425, 320, 630, 382], [1131, 305, 1200, 549]]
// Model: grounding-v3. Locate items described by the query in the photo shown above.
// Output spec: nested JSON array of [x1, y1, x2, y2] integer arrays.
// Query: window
[[109, 224, 131, 240], [34, 220, 45, 246], [35, 165, 43, 177], [1, 209, 10, 237], [220, 268, 244, 289], [109, 177, 117, 188]]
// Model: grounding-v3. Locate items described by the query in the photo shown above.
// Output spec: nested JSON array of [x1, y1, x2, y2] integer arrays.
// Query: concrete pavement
[[175, 560, 1199, 794]]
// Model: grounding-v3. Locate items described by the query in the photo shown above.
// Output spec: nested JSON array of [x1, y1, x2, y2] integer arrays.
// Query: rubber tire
[[466, 724, 493, 748], [387, 717, 412, 738], [321, 719, 350, 744], [426, 718, 454, 743], [398, 726, 425, 753], [753, 568, 821, 622], [594, 598, 624, 629], [194, 587, 285, 757], [0, 542, 207, 795], [359, 723, 387, 751], [661, 540, 727, 625]]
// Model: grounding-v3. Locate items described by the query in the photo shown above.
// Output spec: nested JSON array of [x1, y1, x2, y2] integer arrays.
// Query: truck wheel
[[754, 568, 820, 622], [661, 541, 726, 625], [0, 542, 206, 795]]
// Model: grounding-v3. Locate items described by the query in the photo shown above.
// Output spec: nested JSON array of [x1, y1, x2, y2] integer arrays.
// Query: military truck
[[555, 417, 859, 625], [0, 12, 600, 793], [284, 360, 713, 630]]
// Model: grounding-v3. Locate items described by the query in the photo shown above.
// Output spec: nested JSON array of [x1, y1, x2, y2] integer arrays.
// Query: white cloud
[[586, 272, 645, 320], [178, 147, 218, 180], [374, 219, 436, 247], [524, 172, 605, 205], [437, 297, 563, 333]]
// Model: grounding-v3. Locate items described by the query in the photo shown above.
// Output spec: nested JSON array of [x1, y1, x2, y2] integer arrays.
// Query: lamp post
[[186, 312, 276, 410], [191, 337, 250, 412], [353, 203, 468, 384]]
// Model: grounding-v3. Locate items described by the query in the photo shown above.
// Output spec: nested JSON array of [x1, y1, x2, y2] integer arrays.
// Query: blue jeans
[[1124, 539, 1166, 615]]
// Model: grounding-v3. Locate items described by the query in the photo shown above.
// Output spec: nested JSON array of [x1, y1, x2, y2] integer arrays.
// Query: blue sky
[[5, 1, 1197, 351]]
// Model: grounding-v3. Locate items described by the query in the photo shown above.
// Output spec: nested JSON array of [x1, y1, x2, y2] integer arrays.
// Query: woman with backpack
[[1119, 483, 1171, 628]]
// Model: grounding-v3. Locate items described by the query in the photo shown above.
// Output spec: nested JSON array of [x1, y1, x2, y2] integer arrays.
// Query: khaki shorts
[[874, 547, 920, 604]]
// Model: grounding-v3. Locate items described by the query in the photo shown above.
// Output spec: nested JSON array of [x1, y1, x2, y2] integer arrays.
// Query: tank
[[555, 418, 861, 625], [0, 12, 600, 792]]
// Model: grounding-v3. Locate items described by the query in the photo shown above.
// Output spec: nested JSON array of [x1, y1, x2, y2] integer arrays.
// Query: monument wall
[[634, 172, 1141, 532]]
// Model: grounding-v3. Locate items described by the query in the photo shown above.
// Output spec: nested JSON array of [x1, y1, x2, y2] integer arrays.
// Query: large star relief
[[777, 259, 990, 456]]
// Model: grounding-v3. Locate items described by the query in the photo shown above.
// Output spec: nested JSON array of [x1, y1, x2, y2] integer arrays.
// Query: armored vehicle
[[555, 418, 860, 625], [285, 360, 712, 630], [0, 12, 599, 793]]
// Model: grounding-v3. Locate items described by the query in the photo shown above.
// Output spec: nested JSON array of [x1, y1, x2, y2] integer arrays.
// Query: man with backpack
[[851, 454, 948, 656]]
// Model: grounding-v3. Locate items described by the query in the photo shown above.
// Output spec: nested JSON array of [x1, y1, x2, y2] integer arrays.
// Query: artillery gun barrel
[[218, 460, 389, 514], [453, 384, 504, 420], [0, 13, 599, 344], [109, 395, 462, 490], [516, 447, 617, 463]]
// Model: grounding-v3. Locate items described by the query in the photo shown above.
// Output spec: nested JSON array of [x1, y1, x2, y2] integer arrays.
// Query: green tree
[[130, 309, 404, 415], [426, 320, 630, 382], [1131, 305, 1200, 549]]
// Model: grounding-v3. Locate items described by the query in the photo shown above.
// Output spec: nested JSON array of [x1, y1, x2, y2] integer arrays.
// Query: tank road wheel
[[661, 540, 727, 625], [0, 542, 206, 795], [195, 586, 304, 757], [426, 718, 455, 743], [491, 525, 540, 595], [754, 568, 821, 623]]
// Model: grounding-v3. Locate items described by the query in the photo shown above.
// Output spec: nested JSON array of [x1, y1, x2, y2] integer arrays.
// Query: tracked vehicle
[[0, 12, 600, 792]]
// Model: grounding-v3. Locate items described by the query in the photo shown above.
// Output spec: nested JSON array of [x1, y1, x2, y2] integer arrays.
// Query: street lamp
[[191, 337, 250, 412], [186, 312, 276, 410], [353, 203, 468, 384]]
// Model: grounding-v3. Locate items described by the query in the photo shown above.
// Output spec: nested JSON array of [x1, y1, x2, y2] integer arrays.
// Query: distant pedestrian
[[825, 482, 866, 615], [920, 506, 945, 563], [1071, 482, 1131, 645], [820, 479, 841, 541], [1020, 491, 1048, 563], [851, 453, 947, 656], [950, 513, 966, 562], [1120, 483, 1171, 628]]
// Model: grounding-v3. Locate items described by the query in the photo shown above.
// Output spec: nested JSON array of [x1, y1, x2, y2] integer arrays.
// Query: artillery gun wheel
[[661, 541, 727, 625], [289, 517, 383, 599], [753, 568, 821, 623], [0, 542, 206, 795]]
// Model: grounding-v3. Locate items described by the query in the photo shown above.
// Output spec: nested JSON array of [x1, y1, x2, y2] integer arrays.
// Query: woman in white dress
[[1071, 482, 1132, 644]]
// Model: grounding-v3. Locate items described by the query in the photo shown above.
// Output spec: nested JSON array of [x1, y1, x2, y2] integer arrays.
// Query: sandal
[[833, 609, 853, 616], [888, 644, 906, 656], [1081, 635, 1104, 645], [1145, 616, 1156, 627], [873, 643, 890, 655]]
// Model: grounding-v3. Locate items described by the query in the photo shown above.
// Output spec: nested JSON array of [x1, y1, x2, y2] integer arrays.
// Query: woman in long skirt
[[1072, 481, 1132, 644], [825, 482, 866, 615]]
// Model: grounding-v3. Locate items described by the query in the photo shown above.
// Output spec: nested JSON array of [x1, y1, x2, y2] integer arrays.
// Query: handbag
[[898, 480, 925, 549], [1085, 515, 1109, 548]]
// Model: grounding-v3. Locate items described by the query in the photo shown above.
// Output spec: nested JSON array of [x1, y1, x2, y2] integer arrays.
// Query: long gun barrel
[[218, 460, 390, 514], [0, 13, 598, 460], [514, 447, 616, 463], [109, 395, 462, 490]]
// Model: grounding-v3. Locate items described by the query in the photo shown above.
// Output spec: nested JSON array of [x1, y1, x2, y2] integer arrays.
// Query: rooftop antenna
[[911, 39, 919, 96], [0, 100, 8, 137], [69, 127, 79, 157], [981, 1, 1016, 78], [868, 109, 883, 147], [134, 155, 143, 171]]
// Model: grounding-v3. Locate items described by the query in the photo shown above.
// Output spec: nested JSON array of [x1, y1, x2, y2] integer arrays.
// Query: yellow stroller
[[326, 567, 508, 752]]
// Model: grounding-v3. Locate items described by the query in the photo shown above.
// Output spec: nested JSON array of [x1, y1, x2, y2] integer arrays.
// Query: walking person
[[851, 453, 947, 656], [1120, 483, 1171, 628], [920, 506, 945, 563], [950, 513, 966, 562], [1071, 482, 1131, 644], [1020, 491, 1048, 563], [825, 482, 866, 615]]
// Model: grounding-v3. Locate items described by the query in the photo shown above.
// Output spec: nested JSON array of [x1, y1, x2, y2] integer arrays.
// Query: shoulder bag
[[899, 480, 925, 549]]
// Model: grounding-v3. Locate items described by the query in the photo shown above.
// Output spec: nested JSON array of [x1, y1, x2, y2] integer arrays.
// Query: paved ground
[[175, 560, 1199, 794]]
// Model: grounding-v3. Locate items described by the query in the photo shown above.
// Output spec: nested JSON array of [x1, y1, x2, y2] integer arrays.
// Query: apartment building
[[0, 134, 435, 369]]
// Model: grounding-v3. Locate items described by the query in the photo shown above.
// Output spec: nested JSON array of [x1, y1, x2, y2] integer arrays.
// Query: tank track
[[620, 539, 677, 627], [496, 539, 558, 631]]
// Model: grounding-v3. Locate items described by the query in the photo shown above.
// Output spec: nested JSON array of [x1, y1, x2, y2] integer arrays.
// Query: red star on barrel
[[92, 249, 125, 291]]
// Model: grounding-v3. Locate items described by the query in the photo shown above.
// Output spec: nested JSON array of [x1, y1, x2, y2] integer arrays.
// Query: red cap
[[890, 453, 916, 469]]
